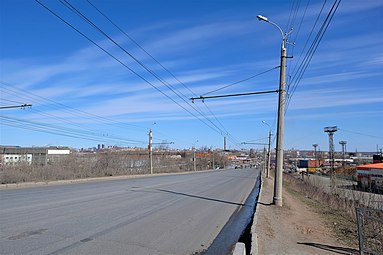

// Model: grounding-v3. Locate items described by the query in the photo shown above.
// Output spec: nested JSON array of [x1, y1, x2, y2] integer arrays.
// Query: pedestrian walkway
[[251, 176, 358, 255]]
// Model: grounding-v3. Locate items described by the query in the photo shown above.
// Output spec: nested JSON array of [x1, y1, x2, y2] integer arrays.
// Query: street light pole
[[149, 128, 153, 174], [257, 15, 288, 207], [148, 122, 156, 175], [193, 140, 198, 172], [262, 121, 272, 179]]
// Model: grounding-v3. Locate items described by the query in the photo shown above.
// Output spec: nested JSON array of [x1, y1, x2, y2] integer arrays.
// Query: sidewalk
[[251, 176, 358, 255]]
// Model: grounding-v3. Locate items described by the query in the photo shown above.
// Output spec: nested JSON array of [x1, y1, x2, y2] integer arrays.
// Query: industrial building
[[357, 163, 383, 193], [0, 146, 71, 166]]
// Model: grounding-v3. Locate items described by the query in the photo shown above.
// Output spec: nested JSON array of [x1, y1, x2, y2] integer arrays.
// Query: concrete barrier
[[251, 176, 263, 255], [233, 242, 246, 255]]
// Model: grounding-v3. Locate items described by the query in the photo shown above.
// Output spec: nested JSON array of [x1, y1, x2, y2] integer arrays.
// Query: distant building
[[357, 163, 383, 193], [373, 154, 383, 164], [0, 146, 71, 166]]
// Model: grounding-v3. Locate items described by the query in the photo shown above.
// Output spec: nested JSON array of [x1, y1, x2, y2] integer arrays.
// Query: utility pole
[[193, 146, 196, 172], [262, 121, 272, 179], [313, 144, 318, 167], [274, 34, 287, 207], [212, 151, 215, 170], [267, 130, 272, 178], [257, 14, 290, 206], [339, 141, 347, 166], [263, 147, 267, 175], [324, 126, 338, 191], [149, 129, 153, 174], [193, 140, 198, 172], [224, 136, 227, 151], [241, 141, 269, 174]]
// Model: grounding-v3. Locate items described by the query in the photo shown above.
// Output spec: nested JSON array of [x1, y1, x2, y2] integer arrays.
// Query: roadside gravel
[[251, 176, 359, 255]]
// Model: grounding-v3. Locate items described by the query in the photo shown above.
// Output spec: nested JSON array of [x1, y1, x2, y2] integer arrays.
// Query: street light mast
[[257, 15, 290, 206], [262, 121, 272, 179]]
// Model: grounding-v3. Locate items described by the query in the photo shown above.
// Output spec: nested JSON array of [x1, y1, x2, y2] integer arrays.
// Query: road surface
[[0, 168, 259, 255]]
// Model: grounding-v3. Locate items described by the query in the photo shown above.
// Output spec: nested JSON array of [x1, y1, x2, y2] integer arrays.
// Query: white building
[[0, 146, 71, 166]]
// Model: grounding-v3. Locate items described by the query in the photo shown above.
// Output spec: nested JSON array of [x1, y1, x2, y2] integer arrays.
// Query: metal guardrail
[[355, 207, 383, 255]]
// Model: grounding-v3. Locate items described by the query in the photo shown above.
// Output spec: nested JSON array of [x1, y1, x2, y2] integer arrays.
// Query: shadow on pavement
[[156, 189, 248, 207], [297, 242, 359, 255], [258, 201, 274, 206]]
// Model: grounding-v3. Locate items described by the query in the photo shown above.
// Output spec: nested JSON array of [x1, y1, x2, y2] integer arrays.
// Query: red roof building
[[356, 163, 383, 192]]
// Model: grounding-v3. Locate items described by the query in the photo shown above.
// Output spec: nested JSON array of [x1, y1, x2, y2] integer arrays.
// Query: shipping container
[[308, 159, 323, 168], [298, 160, 308, 168]]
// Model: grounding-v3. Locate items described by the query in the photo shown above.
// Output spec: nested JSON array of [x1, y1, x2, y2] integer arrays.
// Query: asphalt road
[[0, 168, 260, 255]]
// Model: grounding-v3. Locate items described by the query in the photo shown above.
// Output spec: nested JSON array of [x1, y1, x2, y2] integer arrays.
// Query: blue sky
[[1, 0, 382, 152]]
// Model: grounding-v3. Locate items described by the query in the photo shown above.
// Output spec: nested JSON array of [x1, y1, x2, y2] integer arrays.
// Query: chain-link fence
[[355, 207, 383, 255]]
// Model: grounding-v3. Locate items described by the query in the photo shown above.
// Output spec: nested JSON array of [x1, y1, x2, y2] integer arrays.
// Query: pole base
[[273, 196, 282, 207]]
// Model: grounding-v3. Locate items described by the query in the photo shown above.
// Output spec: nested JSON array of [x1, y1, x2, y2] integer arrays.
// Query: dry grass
[[284, 174, 359, 247], [284, 173, 383, 255], [0, 151, 229, 184]]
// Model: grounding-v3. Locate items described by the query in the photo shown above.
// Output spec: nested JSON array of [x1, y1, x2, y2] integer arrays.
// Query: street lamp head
[[262, 120, 271, 129], [257, 15, 268, 22]]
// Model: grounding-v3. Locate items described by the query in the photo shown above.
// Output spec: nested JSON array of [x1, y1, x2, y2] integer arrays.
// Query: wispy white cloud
[[287, 110, 383, 121], [288, 87, 383, 111], [146, 19, 254, 54], [298, 71, 380, 86]]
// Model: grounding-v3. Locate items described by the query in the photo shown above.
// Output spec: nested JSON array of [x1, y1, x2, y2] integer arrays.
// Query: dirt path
[[252, 176, 359, 255]]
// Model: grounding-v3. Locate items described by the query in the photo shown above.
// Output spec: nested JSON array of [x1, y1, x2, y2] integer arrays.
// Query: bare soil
[[253, 176, 359, 255]]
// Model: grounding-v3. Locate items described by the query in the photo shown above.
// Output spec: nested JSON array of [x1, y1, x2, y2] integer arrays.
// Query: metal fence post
[[355, 208, 364, 255]]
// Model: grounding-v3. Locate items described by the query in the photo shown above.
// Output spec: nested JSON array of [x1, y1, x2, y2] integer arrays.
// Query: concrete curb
[[233, 242, 246, 255], [251, 175, 263, 255]]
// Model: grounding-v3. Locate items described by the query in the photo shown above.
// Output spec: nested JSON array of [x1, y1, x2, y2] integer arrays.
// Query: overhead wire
[[61, 0, 242, 146], [285, 0, 341, 114], [200, 66, 280, 96], [339, 128, 382, 139], [200, 102, 241, 145], [287, 0, 327, 93], [41, 0, 240, 145], [84, 0, 241, 146], [0, 81, 169, 143], [85, 0, 197, 98], [286, 0, 311, 87], [60, 0, 233, 139], [0, 98, 27, 105], [34, 0, 233, 146], [0, 115, 146, 145]]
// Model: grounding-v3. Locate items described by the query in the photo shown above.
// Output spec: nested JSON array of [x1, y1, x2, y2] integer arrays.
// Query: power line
[[0, 115, 146, 145], [84, 0, 241, 146], [85, 0, 198, 98], [0, 83, 142, 131], [0, 98, 28, 105], [339, 128, 382, 139], [201, 66, 279, 96], [34, 0, 221, 139], [0, 81, 169, 141], [286, 0, 311, 86], [287, 0, 327, 92], [36, 0, 239, 146], [285, 0, 341, 113], [201, 101, 241, 145], [58, 0, 239, 145]]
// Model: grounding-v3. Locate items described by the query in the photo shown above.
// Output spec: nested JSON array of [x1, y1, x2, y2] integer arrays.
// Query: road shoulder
[[252, 176, 356, 255]]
